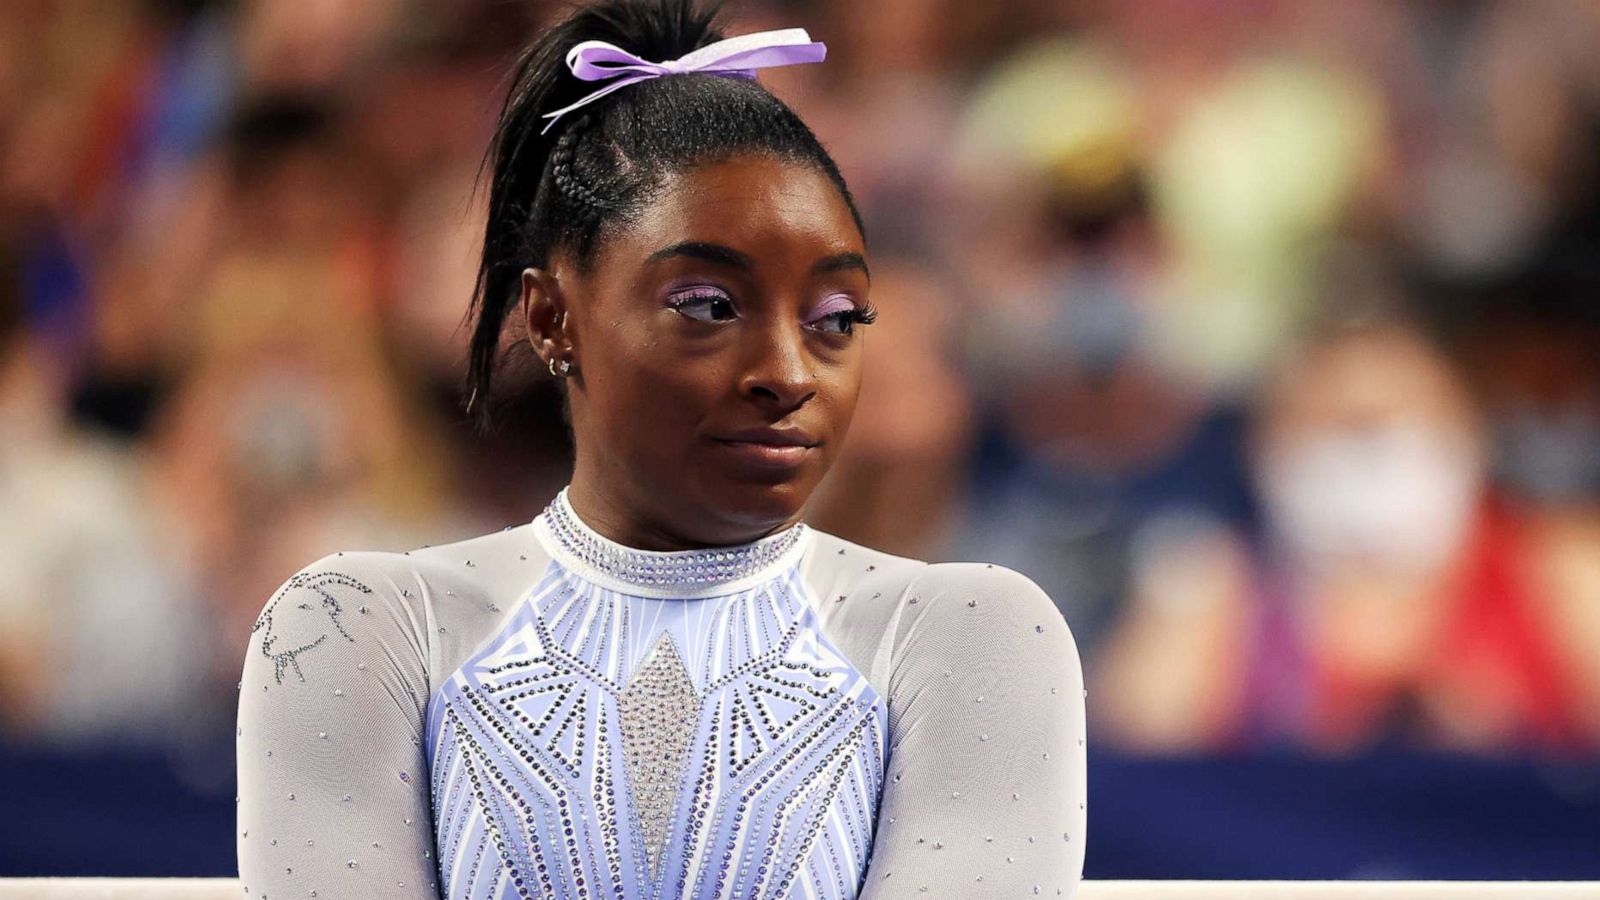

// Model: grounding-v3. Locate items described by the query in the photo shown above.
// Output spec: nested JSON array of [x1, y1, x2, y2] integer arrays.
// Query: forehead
[[1270, 330, 1472, 432], [613, 155, 863, 264]]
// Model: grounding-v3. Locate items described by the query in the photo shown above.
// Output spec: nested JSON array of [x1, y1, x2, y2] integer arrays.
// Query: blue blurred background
[[3, 0, 1600, 882]]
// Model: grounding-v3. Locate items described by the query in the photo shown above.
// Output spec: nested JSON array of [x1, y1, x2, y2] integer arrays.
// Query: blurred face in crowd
[[523, 155, 872, 548], [1254, 323, 1487, 575]]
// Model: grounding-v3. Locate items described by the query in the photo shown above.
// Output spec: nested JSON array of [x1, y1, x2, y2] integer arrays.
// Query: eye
[[668, 288, 738, 323], [806, 302, 878, 336]]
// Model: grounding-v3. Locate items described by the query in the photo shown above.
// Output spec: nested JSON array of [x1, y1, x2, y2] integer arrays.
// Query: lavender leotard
[[237, 487, 1086, 898]]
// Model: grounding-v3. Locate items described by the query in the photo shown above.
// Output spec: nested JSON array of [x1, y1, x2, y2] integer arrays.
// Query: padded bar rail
[[2, 881, 1597, 899]]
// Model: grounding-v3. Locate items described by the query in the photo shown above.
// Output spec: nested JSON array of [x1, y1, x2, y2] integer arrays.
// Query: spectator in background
[[1455, 268, 1600, 746], [941, 38, 1256, 655], [140, 95, 477, 694], [1099, 0, 1385, 391], [0, 0, 217, 753], [0, 251, 210, 752], [1093, 306, 1600, 756]]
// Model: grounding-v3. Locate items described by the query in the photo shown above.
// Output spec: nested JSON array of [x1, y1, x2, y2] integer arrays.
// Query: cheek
[[818, 355, 865, 444], [583, 331, 722, 436]]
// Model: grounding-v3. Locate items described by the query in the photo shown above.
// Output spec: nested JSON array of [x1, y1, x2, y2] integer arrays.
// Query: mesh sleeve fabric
[[857, 563, 1087, 900], [236, 551, 442, 899]]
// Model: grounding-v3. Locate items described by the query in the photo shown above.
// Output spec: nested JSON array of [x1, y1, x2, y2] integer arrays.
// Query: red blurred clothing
[[1236, 495, 1591, 756]]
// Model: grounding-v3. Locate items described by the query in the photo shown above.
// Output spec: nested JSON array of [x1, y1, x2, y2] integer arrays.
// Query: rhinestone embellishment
[[618, 632, 700, 879], [541, 489, 806, 591], [251, 571, 371, 685], [421, 533, 887, 900]]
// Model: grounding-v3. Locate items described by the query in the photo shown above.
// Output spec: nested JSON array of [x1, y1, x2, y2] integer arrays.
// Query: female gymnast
[[236, 1, 1086, 896]]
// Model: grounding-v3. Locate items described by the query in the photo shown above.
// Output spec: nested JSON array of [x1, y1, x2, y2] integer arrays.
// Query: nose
[[738, 318, 816, 411]]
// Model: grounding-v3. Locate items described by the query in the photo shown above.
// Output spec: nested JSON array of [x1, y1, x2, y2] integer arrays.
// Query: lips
[[712, 426, 819, 472], [716, 426, 819, 448]]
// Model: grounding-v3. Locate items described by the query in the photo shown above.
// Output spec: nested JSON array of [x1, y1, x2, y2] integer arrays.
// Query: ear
[[520, 267, 574, 371]]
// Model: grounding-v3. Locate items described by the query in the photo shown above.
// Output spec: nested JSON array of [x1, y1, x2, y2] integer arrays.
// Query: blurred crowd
[[4, 0, 1600, 770]]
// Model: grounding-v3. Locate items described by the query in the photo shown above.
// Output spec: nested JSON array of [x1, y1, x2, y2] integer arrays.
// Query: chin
[[703, 476, 814, 536]]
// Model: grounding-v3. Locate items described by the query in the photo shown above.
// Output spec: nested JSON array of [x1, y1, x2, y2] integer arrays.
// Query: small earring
[[548, 357, 572, 378]]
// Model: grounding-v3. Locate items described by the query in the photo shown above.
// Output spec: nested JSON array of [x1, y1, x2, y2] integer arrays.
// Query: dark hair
[[222, 94, 338, 189], [462, 0, 865, 434]]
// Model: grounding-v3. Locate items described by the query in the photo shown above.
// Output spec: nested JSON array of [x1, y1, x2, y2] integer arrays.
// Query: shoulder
[[909, 561, 1058, 613], [255, 547, 429, 628], [801, 529, 1079, 669], [894, 559, 1080, 676], [248, 524, 550, 684], [260, 523, 549, 615], [247, 550, 424, 690], [804, 528, 1061, 624], [802, 528, 928, 596], [905, 562, 1069, 636], [404, 520, 550, 575]]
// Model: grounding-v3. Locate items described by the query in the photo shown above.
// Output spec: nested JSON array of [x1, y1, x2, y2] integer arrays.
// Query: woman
[[236, 1, 1086, 897]]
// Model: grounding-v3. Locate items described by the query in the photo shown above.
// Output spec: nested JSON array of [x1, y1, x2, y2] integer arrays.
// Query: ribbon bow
[[539, 27, 827, 135]]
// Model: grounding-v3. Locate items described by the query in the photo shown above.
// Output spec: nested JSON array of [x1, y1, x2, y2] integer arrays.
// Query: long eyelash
[[815, 303, 877, 336]]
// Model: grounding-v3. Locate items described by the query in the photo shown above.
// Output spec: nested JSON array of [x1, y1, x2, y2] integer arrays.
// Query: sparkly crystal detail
[[540, 488, 806, 592], [427, 557, 885, 900], [618, 633, 700, 880], [251, 572, 371, 685]]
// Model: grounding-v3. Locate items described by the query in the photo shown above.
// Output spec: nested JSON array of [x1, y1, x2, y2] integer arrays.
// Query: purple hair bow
[[539, 27, 827, 135]]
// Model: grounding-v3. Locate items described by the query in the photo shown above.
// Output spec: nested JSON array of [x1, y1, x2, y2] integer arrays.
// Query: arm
[[859, 564, 1087, 899], [236, 552, 441, 898]]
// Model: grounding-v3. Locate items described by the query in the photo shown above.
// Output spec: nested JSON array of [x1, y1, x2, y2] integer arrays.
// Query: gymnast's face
[[523, 154, 871, 548]]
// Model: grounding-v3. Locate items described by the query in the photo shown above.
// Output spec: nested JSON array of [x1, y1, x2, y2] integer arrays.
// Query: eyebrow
[[646, 241, 752, 270], [644, 241, 870, 281], [814, 251, 870, 281]]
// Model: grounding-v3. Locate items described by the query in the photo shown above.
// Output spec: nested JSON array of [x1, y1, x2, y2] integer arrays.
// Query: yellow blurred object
[[955, 38, 1143, 208], [1148, 57, 1385, 390]]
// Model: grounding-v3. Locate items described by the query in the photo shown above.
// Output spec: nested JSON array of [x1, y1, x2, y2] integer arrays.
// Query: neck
[[535, 486, 811, 599], [565, 462, 801, 551]]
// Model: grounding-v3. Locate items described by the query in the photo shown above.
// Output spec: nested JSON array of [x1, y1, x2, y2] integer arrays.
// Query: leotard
[[236, 486, 1086, 898]]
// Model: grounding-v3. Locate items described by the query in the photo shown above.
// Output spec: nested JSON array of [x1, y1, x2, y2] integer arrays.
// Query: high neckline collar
[[531, 486, 811, 599]]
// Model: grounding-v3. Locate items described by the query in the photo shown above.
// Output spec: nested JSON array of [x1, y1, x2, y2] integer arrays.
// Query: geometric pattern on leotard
[[619, 631, 699, 880], [425, 560, 887, 900]]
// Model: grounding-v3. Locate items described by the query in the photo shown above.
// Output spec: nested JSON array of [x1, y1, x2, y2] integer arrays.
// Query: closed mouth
[[714, 428, 819, 449]]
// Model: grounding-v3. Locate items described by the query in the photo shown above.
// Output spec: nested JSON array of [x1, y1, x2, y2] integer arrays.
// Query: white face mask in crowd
[[1258, 422, 1483, 577]]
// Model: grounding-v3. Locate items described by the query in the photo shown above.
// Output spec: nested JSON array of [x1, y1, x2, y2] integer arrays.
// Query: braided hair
[[463, 0, 865, 434]]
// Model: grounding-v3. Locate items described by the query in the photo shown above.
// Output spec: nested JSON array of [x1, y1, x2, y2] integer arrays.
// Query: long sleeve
[[858, 563, 1087, 899], [236, 551, 441, 899]]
